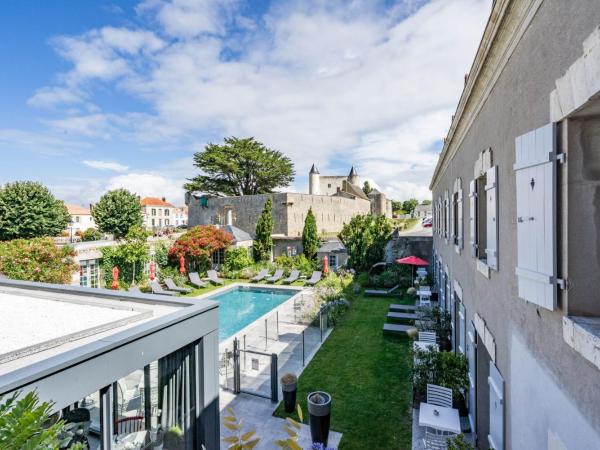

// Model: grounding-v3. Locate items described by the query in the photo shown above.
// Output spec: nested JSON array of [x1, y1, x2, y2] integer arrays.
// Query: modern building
[[430, 2, 600, 449], [0, 278, 220, 449], [140, 197, 177, 231], [66, 204, 96, 234]]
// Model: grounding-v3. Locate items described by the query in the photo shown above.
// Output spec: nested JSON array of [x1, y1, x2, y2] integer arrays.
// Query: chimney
[[161, 197, 166, 202]]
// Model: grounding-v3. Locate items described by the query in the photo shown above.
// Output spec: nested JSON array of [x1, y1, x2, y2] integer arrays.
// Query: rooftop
[[140, 196, 175, 207], [66, 204, 91, 215]]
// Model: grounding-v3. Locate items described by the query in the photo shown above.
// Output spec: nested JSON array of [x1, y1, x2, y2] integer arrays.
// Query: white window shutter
[[450, 191, 455, 242], [445, 190, 450, 240], [488, 362, 504, 450], [457, 188, 464, 248], [469, 180, 477, 257], [485, 166, 498, 270], [514, 123, 557, 310], [467, 321, 477, 434]]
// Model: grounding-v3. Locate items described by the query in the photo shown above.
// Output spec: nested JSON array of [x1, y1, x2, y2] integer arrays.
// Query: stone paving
[[411, 408, 474, 449]]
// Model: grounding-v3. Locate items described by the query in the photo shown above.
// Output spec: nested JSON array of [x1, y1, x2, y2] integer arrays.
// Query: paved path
[[399, 220, 432, 237]]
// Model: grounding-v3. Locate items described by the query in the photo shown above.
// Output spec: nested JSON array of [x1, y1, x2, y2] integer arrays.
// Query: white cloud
[[30, 0, 491, 200], [105, 172, 186, 205], [82, 160, 129, 172]]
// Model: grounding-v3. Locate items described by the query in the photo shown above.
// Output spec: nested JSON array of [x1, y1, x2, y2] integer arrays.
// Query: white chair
[[426, 384, 453, 408], [421, 427, 450, 450], [418, 331, 436, 343]]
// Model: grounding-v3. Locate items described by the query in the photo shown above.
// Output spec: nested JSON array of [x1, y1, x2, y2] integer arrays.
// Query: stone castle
[[186, 165, 391, 255]]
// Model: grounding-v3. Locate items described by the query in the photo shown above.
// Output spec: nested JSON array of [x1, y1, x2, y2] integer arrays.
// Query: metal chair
[[421, 427, 451, 450], [115, 416, 144, 435], [418, 331, 437, 343], [426, 384, 453, 408]]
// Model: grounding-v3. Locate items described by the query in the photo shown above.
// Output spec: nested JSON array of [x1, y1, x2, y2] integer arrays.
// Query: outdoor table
[[418, 402, 461, 434], [413, 341, 439, 352]]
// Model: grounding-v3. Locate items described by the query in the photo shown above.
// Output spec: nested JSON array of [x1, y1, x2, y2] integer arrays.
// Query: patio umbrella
[[111, 266, 119, 290], [179, 255, 186, 274], [395, 256, 429, 285], [149, 261, 156, 281], [323, 255, 329, 276]]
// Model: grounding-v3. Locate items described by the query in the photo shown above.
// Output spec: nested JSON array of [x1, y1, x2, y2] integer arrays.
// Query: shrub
[[338, 214, 392, 271], [159, 265, 188, 287], [377, 269, 397, 288], [0, 181, 70, 241], [81, 228, 103, 242], [253, 198, 273, 262], [0, 237, 77, 284], [274, 254, 316, 276], [169, 225, 232, 273], [223, 247, 253, 272], [153, 241, 171, 268], [101, 227, 150, 286], [417, 307, 452, 342], [412, 349, 469, 401]]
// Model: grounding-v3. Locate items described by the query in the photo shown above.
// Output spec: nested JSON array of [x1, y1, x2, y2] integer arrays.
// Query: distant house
[[66, 204, 96, 234], [211, 224, 253, 266], [140, 197, 176, 230], [316, 240, 348, 270], [414, 203, 432, 219], [173, 205, 188, 227]]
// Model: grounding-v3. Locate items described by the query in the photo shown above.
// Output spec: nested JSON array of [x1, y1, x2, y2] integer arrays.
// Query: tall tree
[[92, 189, 143, 239], [362, 181, 373, 196], [338, 214, 392, 271], [253, 198, 273, 262], [184, 137, 295, 195], [402, 199, 419, 216], [302, 207, 320, 260], [421, 199, 432, 205], [0, 181, 70, 241]]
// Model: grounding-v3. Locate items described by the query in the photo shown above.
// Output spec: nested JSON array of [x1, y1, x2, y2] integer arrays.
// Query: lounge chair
[[282, 270, 300, 284], [266, 269, 284, 283], [251, 269, 269, 282], [164, 278, 192, 293], [189, 272, 207, 289], [387, 311, 420, 321], [128, 286, 141, 293], [364, 284, 400, 296], [207, 270, 224, 285], [389, 303, 419, 312], [305, 271, 322, 286], [150, 280, 177, 296], [383, 323, 414, 335]]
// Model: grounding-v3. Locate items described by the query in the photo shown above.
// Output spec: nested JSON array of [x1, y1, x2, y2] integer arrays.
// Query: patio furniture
[[305, 271, 322, 286], [164, 277, 192, 293], [418, 402, 461, 434], [418, 331, 437, 343], [283, 270, 300, 284], [387, 311, 420, 321], [419, 427, 452, 450], [266, 269, 284, 283], [414, 341, 439, 352], [115, 416, 145, 435], [150, 280, 177, 296], [63, 408, 91, 447], [251, 269, 269, 282], [364, 284, 400, 296], [427, 384, 453, 408], [417, 289, 432, 307], [382, 323, 414, 335], [189, 272, 207, 288], [128, 286, 141, 293], [389, 303, 419, 312], [207, 270, 224, 285], [396, 255, 429, 284]]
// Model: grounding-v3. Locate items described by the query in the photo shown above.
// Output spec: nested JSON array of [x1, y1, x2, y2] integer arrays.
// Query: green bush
[[81, 228, 103, 242], [274, 254, 316, 276], [0, 237, 77, 284], [412, 349, 469, 402], [101, 227, 150, 286], [158, 265, 188, 287], [377, 269, 397, 288], [153, 241, 171, 269], [338, 214, 392, 271], [417, 307, 452, 342], [223, 247, 253, 272]]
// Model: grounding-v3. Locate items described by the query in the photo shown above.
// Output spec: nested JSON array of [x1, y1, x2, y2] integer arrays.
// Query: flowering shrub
[[274, 254, 316, 276], [168, 226, 233, 273], [0, 237, 77, 284]]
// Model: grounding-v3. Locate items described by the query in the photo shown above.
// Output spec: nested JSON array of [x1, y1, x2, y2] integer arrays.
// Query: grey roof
[[317, 240, 347, 253], [223, 224, 253, 243], [309, 164, 320, 174]]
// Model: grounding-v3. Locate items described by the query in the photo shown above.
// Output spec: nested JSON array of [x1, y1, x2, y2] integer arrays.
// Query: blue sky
[[0, 0, 490, 206]]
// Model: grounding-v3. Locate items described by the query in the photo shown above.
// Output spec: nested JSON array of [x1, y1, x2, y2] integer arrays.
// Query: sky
[[0, 0, 491, 207]]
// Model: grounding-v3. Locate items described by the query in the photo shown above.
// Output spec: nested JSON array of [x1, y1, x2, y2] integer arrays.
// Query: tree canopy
[[169, 225, 233, 273], [362, 181, 373, 196], [0, 181, 70, 241], [253, 197, 273, 262], [184, 137, 295, 196], [421, 199, 432, 205], [100, 226, 150, 286], [402, 199, 419, 215], [302, 207, 320, 260], [92, 189, 143, 239], [338, 214, 392, 271]]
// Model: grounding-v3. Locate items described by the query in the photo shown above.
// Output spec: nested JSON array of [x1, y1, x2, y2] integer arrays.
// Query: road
[[398, 220, 433, 237]]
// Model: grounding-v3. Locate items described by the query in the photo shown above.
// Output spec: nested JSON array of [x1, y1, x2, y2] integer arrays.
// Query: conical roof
[[309, 164, 320, 174], [348, 166, 358, 178]]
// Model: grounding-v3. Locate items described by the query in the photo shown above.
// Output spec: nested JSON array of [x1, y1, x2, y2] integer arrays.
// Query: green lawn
[[274, 293, 414, 449]]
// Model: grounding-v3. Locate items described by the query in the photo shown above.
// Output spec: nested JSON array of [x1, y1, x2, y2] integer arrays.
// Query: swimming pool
[[207, 286, 298, 341]]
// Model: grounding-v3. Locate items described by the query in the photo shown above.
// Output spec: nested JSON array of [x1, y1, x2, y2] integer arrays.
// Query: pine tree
[[253, 197, 273, 262], [302, 207, 320, 260]]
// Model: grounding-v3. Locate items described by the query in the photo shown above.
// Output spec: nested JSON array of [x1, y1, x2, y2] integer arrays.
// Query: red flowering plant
[[168, 226, 233, 274]]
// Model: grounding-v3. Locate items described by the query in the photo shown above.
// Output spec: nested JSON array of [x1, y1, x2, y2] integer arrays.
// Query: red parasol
[[179, 255, 186, 274], [149, 261, 156, 281], [395, 256, 429, 285], [111, 266, 119, 290], [323, 255, 329, 275]]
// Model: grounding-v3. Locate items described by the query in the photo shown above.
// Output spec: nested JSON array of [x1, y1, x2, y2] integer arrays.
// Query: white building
[[140, 197, 176, 230], [66, 204, 96, 234], [173, 206, 188, 227]]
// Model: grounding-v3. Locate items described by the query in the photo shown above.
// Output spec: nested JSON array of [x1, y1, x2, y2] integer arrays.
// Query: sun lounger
[[282, 270, 300, 284], [251, 269, 269, 282], [383, 323, 414, 335], [364, 285, 400, 296], [389, 304, 419, 312], [207, 270, 224, 285], [151, 280, 177, 296], [189, 272, 207, 289], [164, 277, 192, 293], [267, 269, 284, 283], [305, 271, 322, 286], [387, 312, 420, 321]]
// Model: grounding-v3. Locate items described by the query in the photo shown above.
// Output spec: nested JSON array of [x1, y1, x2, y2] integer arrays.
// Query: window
[[328, 183, 331, 188], [452, 178, 463, 250], [212, 248, 225, 265], [75, 216, 80, 223], [151, 208, 156, 216], [158, 219, 162, 226], [165, 219, 169, 226], [443, 191, 449, 241], [286, 246, 297, 257], [165, 209, 170, 216], [79, 260, 99, 288], [151, 218, 155, 226], [469, 149, 498, 271], [328, 254, 337, 269]]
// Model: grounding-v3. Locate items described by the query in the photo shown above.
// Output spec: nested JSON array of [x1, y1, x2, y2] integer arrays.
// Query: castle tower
[[309, 164, 320, 195], [348, 166, 360, 186]]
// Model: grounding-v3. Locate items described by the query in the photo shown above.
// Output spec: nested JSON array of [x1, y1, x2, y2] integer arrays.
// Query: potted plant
[[417, 307, 452, 351], [280, 372, 298, 413], [163, 426, 184, 450], [433, 351, 470, 416], [307, 391, 332, 447]]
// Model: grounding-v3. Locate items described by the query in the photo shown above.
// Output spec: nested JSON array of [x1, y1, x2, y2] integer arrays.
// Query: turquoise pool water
[[208, 286, 296, 341]]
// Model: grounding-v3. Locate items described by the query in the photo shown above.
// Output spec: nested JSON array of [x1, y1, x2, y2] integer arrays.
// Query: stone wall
[[187, 192, 371, 237], [384, 232, 432, 270]]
